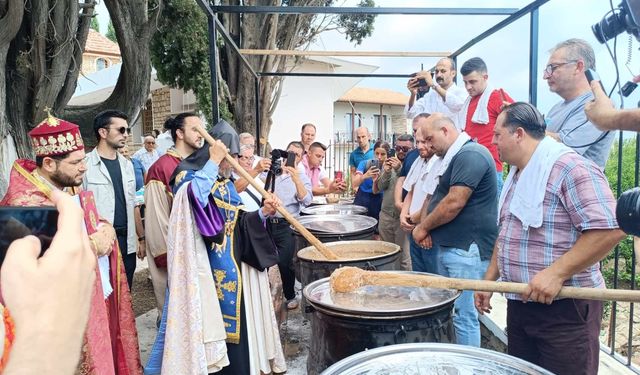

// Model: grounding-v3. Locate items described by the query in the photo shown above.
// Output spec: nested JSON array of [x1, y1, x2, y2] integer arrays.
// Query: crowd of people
[[0, 36, 631, 375]]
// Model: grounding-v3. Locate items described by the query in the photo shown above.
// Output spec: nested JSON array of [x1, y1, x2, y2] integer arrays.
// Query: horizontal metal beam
[[258, 72, 411, 78], [450, 0, 550, 58], [240, 49, 451, 57], [211, 6, 518, 16]]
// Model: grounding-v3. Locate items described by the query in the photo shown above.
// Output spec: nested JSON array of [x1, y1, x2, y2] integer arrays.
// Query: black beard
[[50, 170, 81, 188]]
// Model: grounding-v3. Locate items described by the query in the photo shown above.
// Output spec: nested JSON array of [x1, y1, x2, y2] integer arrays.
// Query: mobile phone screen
[[0, 207, 58, 267], [285, 153, 296, 168]]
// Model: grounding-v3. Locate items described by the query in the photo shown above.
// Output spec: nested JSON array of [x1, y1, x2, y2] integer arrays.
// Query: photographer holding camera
[[263, 141, 312, 310], [405, 58, 468, 129]]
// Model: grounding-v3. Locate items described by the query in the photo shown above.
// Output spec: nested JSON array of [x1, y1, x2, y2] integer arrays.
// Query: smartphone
[[0, 207, 59, 267], [388, 148, 396, 158], [585, 69, 606, 93], [366, 159, 380, 171], [285, 152, 296, 168], [409, 73, 429, 89], [334, 171, 343, 183]]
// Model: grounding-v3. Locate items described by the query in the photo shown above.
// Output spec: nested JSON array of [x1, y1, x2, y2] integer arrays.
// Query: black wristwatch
[[138, 236, 145, 242]]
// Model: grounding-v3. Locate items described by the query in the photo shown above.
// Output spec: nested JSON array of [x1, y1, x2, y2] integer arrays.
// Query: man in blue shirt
[[348, 127, 374, 191]]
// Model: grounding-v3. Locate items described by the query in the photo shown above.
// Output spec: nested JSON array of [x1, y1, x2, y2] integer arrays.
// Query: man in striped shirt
[[475, 102, 624, 375]]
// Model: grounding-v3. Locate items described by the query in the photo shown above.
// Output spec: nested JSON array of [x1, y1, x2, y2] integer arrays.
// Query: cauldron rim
[[297, 240, 400, 263], [290, 214, 377, 235], [320, 343, 555, 375], [303, 272, 462, 318]]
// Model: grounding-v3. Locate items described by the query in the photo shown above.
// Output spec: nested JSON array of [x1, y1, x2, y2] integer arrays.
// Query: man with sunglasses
[[132, 134, 160, 171], [544, 38, 615, 169], [84, 110, 140, 289]]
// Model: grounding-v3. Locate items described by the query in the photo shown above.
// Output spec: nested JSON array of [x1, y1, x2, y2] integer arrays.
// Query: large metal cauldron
[[304, 273, 460, 375], [292, 215, 378, 255], [297, 240, 401, 313], [321, 343, 554, 375]]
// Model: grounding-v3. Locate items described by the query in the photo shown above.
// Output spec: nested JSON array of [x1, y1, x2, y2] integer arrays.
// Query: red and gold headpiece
[[28, 109, 85, 157]]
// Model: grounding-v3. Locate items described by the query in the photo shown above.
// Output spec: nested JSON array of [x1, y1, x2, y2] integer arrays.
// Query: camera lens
[[592, 12, 627, 43]]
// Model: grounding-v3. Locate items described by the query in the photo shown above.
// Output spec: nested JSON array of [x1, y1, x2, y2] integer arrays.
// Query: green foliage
[[337, 0, 376, 44], [90, 17, 100, 32], [149, 1, 375, 129], [106, 20, 117, 43], [602, 138, 640, 288], [149, 0, 232, 125]]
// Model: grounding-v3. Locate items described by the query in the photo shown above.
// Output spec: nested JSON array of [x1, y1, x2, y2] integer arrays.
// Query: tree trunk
[[0, 0, 161, 197], [219, 0, 329, 155], [63, 0, 163, 145]]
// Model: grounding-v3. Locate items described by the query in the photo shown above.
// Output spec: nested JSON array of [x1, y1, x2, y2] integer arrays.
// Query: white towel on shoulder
[[460, 86, 494, 130], [498, 137, 574, 229], [422, 132, 471, 196]]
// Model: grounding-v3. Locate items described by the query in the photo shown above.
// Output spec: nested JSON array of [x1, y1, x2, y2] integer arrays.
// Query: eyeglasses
[[109, 126, 131, 134], [543, 60, 578, 76], [395, 145, 412, 152], [145, 141, 155, 145], [238, 155, 255, 162]]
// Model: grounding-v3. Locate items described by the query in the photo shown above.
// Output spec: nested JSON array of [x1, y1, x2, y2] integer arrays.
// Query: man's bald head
[[421, 113, 459, 157]]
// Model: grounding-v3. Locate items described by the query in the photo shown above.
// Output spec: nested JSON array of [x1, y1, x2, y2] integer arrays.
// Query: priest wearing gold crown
[[0, 113, 142, 374]]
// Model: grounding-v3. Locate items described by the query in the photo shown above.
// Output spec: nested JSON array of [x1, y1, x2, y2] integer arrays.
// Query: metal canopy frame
[[194, 1, 550, 155]]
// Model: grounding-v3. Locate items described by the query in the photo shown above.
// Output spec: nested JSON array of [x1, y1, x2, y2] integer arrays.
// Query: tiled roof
[[85, 29, 120, 57], [337, 87, 409, 106]]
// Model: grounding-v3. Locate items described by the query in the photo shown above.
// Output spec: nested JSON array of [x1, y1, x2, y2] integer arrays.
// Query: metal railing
[[601, 131, 640, 372]]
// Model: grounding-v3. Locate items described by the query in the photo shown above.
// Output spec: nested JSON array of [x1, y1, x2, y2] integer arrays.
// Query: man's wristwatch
[[138, 236, 145, 242]]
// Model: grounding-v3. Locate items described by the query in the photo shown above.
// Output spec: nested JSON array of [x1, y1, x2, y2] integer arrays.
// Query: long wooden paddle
[[196, 126, 339, 260], [330, 267, 640, 303]]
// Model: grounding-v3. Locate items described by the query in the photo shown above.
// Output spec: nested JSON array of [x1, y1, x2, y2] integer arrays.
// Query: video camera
[[592, 0, 640, 43], [269, 149, 296, 177]]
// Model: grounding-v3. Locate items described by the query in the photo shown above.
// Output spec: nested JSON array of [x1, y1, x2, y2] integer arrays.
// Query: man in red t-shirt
[[460, 57, 513, 194]]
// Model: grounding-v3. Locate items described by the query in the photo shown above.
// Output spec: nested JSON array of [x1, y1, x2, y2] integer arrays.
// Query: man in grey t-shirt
[[544, 39, 614, 168]]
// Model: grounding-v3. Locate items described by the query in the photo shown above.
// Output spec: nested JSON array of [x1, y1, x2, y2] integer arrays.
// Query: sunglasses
[[395, 145, 412, 152], [108, 126, 131, 135]]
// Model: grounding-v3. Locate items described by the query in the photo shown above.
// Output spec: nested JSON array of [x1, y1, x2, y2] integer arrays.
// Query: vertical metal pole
[[254, 76, 261, 156], [207, 13, 220, 124], [528, 8, 539, 106]]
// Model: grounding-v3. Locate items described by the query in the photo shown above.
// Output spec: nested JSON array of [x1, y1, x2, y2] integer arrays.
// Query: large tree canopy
[[0, 0, 162, 196], [150, 0, 375, 154]]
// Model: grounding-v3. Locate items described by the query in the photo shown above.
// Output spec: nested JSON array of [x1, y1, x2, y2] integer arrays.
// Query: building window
[[373, 114, 388, 140], [96, 58, 108, 71]]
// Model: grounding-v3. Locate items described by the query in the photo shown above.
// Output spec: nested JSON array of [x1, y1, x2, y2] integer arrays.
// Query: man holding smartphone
[[543, 38, 614, 169], [302, 141, 346, 196], [0, 113, 141, 374], [405, 58, 468, 129]]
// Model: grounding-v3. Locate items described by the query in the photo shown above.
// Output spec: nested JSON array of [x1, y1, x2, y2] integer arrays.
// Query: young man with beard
[[302, 141, 346, 196], [143, 112, 203, 320], [84, 110, 140, 289], [1, 114, 142, 374]]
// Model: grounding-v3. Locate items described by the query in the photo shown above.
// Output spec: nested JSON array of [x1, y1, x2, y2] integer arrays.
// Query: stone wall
[[151, 87, 171, 131]]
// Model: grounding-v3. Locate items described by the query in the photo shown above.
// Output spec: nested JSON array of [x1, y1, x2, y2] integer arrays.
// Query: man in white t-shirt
[[399, 114, 437, 273], [405, 58, 468, 130]]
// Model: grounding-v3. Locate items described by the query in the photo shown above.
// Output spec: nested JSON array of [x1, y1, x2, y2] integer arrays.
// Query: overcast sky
[[95, 0, 640, 114]]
